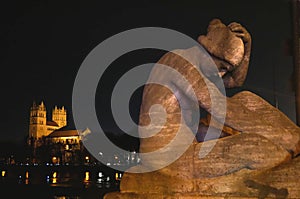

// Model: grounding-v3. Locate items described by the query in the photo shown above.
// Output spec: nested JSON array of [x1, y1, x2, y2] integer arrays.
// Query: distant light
[[25, 171, 29, 179], [52, 172, 57, 184], [97, 178, 103, 183], [97, 171, 104, 184], [1, 171, 6, 177], [52, 156, 59, 165], [115, 172, 122, 181], [105, 183, 111, 188], [84, 171, 90, 181], [85, 156, 89, 160]]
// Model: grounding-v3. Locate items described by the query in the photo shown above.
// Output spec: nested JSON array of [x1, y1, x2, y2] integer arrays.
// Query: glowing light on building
[[25, 171, 29, 179], [1, 170, 6, 177]]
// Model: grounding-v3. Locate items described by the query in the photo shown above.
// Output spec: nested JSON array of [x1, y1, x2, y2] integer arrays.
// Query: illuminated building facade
[[29, 101, 67, 138], [26, 101, 139, 166], [27, 101, 84, 164]]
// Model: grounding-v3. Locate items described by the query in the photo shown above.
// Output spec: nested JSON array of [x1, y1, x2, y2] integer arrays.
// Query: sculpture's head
[[198, 19, 245, 77]]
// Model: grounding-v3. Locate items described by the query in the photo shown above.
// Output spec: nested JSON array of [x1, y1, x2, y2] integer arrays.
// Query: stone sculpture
[[105, 19, 300, 199]]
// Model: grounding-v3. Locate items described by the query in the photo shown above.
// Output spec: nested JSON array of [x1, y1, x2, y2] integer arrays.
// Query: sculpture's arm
[[222, 22, 252, 88], [156, 50, 226, 119]]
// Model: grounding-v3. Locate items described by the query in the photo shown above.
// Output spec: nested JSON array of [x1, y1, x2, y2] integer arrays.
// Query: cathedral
[[28, 101, 82, 146], [27, 101, 139, 165], [29, 101, 67, 138], [28, 101, 83, 164]]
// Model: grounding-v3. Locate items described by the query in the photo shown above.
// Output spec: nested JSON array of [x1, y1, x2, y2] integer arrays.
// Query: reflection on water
[[0, 165, 122, 199], [84, 171, 90, 182]]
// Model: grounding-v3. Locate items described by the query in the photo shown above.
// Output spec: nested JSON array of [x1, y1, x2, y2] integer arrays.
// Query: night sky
[[0, 0, 297, 144]]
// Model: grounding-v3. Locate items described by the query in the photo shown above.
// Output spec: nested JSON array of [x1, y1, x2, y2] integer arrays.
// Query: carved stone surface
[[247, 156, 300, 199], [193, 133, 291, 178], [104, 19, 300, 199], [226, 91, 300, 156], [198, 19, 245, 67]]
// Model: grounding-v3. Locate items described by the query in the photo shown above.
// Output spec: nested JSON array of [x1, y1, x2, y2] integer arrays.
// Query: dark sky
[[0, 0, 297, 143]]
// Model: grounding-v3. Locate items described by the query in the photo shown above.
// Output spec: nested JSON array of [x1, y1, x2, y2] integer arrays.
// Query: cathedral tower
[[29, 101, 47, 138], [52, 106, 67, 128]]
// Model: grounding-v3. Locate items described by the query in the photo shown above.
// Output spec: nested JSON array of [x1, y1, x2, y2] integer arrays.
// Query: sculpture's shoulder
[[156, 46, 213, 71]]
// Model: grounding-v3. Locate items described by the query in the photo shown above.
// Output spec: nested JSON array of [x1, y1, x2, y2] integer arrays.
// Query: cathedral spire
[[32, 101, 37, 109]]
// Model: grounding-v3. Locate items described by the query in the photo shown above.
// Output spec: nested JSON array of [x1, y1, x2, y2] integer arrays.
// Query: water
[[0, 165, 123, 199]]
